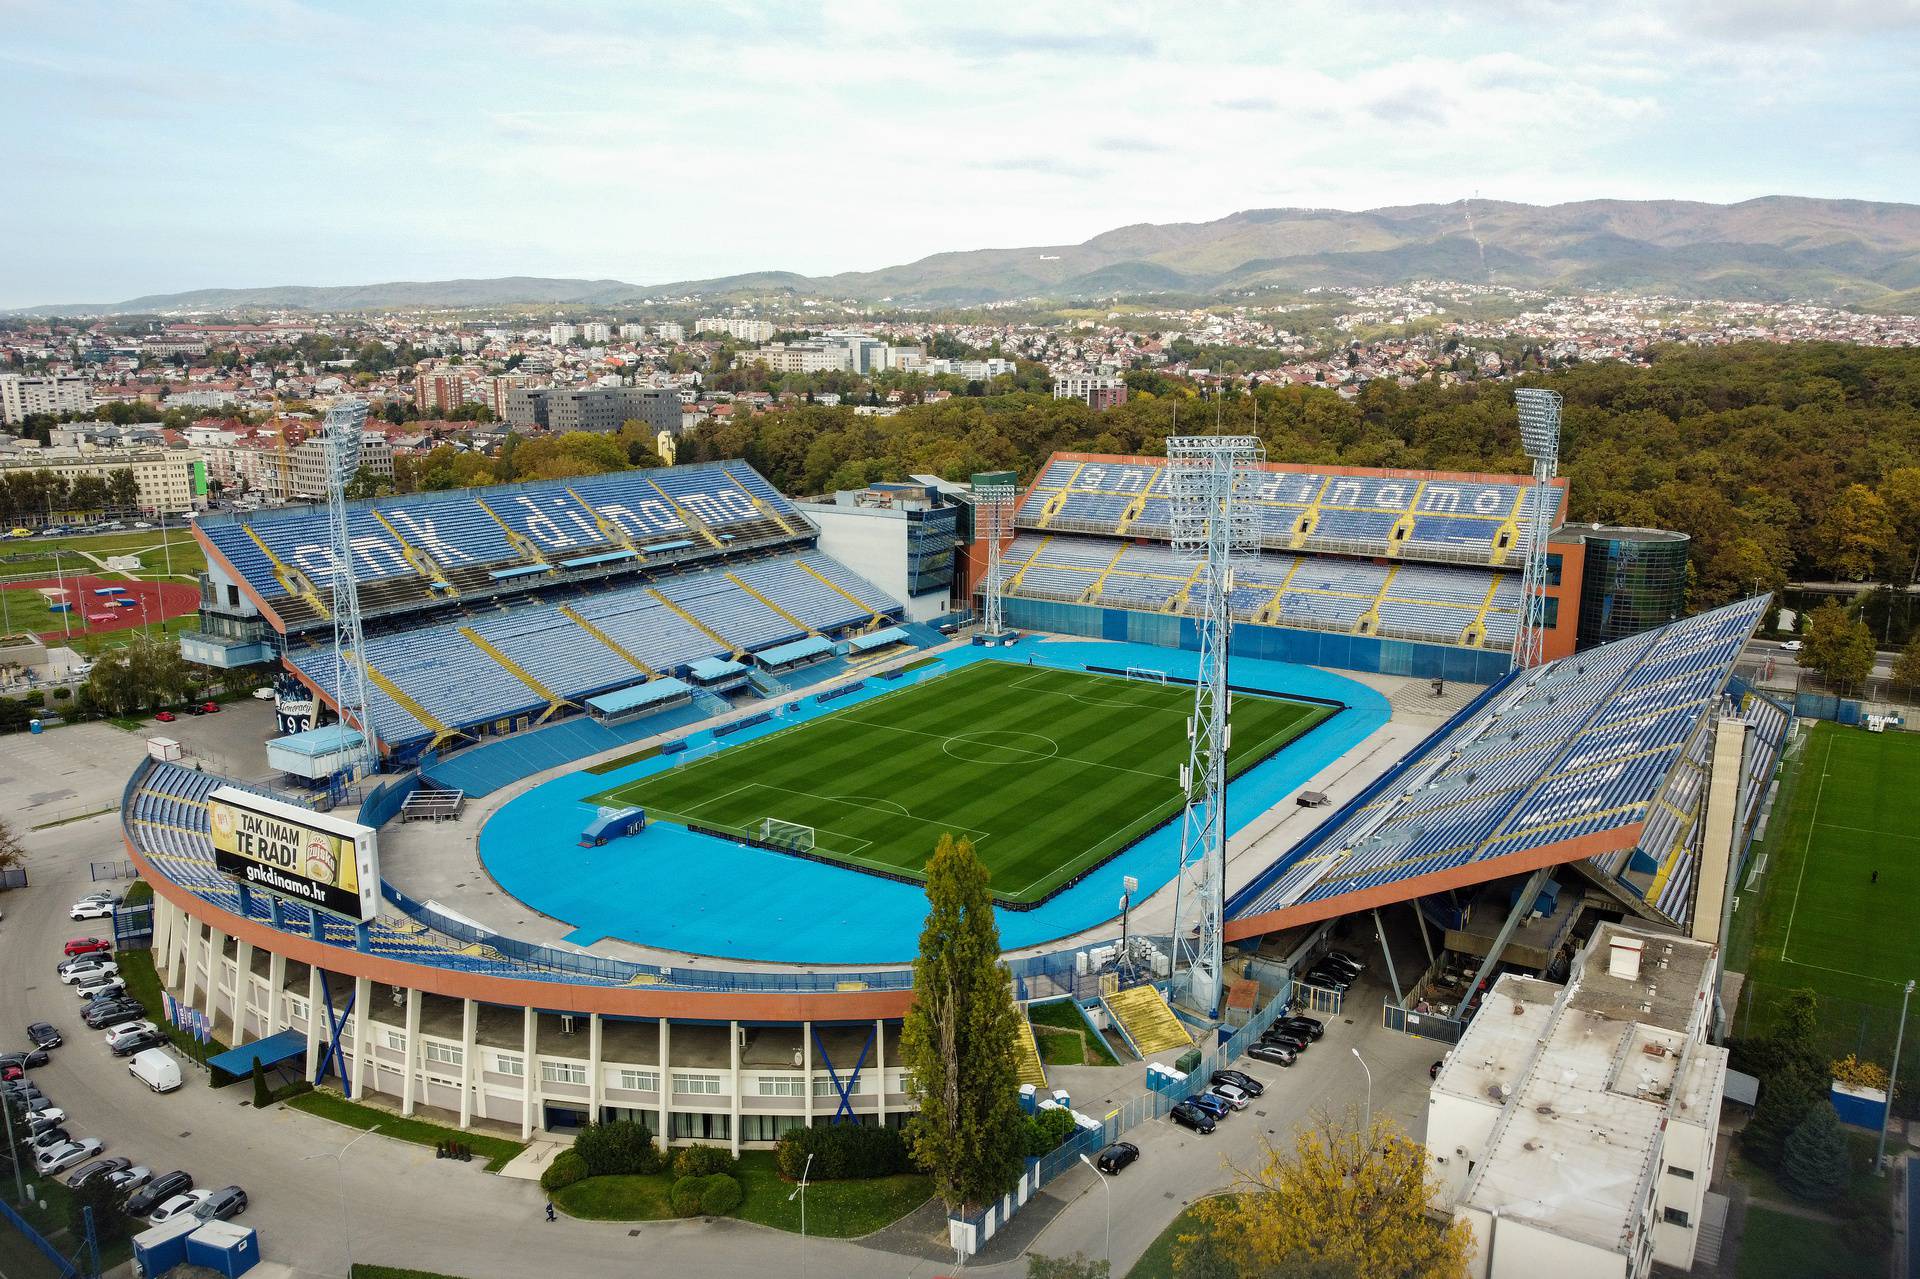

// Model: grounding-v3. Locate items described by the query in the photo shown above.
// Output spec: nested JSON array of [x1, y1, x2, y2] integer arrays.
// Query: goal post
[[1125, 666, 1170, 685], [758, 817, 816, 852]]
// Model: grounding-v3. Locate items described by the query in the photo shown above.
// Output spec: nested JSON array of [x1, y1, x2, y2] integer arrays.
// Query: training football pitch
[[587, 660, 1334, 905], [1736, 720, 1920, 1056]]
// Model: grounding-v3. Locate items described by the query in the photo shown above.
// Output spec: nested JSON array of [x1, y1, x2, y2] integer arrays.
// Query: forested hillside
[[674, 343, 1920, 609]]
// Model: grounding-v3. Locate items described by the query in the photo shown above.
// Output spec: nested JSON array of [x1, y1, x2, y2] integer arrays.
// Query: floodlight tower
[[1511, 388, 1562, 671], [323, 398, 379, 780], [1166, 434, 1264, 1018], [973, 471, 1019, 645]]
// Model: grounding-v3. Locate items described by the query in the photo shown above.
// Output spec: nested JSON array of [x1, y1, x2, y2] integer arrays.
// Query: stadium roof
[[265, 723, 365, 758], [1226, 594, 1770, 938], [585, 678, 691, 716]]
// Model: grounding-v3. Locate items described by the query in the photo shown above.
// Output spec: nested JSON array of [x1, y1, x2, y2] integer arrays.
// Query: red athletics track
[[0, 575, 200, 639]]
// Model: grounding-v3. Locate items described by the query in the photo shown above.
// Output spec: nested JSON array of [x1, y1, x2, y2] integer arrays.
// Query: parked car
[[1210, 1083, 1252, 1111], [74, 891, 120, 907], [251, 687, 277, 701], [129, 1049, 182, 1093], [1261, 1027, 1310, 1053], [1169, 1101, 1217, 1134], [83, 1000, 145, 1030], [28, 1127, 69, 1152], [69, 900, 115, 921], [1323, 949, 1366, 974], [66, 1156, 131, 1190], [59, 958, 118, 984], [1209, 1069, 1264, 1097], [24, 1106, 64, 1126], [26, 1110, 65, 1136], [126, 1172, 193, 1218], [154, 711, 176, 723], [62, 938, 111, 959], [1093, 1141, 1140, 1174], [35, 1139, 103, 1174], [26, 1022, 62, 1049], [1, 1080, 44, 1103], [192, 1185, 248, 1222], [1303, 965, 1355, 991], [146, 1190, 211, 1224], [1275, 1014, 1325, 1042], [0, 1063, 23, 1082], [75, 976, 127, 1002], [104, 1021, 160, 1052], [1247, 1042, 1298, 1067], [105, 1166, 153, 1198], [111, 1029, 170, 1059], [1780, 639, 1804, 652], [1187, 1092, 1230, 1121]]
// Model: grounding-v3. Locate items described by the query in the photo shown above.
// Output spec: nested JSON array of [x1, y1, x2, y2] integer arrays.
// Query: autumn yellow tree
[[1176, 1110, 1473, 1279]]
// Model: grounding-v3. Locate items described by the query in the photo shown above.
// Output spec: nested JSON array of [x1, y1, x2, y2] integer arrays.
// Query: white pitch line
[[1814, 821, 1920, 843], [1779, 732, 1835, 961], [1777, 954, 1909, 986], [835, 715, 1170, 780]]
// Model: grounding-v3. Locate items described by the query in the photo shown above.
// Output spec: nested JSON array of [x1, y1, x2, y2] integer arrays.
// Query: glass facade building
[[1570, 526, 1691, 647]]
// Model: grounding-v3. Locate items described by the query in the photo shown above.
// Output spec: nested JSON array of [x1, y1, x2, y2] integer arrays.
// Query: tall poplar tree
[[901, 835, 1027, 1212]]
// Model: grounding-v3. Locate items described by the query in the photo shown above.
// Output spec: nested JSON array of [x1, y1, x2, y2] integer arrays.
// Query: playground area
[[0, 574, 200, 642]]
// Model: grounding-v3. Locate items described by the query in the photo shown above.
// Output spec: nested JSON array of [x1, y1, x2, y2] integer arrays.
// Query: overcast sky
[[3, 0, 1917, 307]]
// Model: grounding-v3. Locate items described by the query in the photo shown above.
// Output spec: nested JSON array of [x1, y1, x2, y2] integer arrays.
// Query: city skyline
[[3, 0, 1918, 307]]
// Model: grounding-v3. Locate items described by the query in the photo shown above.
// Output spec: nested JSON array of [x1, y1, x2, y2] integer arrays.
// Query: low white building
[[1429, 922, 1726, 1279]]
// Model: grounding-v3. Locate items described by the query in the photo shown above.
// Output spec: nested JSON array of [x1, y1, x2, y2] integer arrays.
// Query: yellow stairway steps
[[1013, 1019, 1048, 1090], [1101, 984, 1192, 1058]]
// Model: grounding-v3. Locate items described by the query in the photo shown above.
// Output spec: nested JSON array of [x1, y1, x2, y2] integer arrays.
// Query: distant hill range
[[19, 196, 1920, 314]]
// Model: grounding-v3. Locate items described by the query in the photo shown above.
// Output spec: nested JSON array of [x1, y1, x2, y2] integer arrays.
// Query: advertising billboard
[[207, 786, 379, 922]]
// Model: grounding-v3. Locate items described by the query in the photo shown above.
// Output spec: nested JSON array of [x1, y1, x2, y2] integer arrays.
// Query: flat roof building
[[1429, 921, 1726, 1279]]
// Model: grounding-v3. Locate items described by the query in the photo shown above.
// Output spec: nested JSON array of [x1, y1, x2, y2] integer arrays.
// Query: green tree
[[1027, 1254, 1110, 1279], [1779, 1104, 1851, 1202], [1745, 1066, 1822, 1169], [1811, 484, 1896, 581], [901, 835, 1027, 1212], [67, 1175, 130, 1246], [0, 819, 23, 873], [1893, 635, 1920, 696], [252, 1058, 270, 1107], [344, 466, 388, 500], [1800, 600, 1875, 690]]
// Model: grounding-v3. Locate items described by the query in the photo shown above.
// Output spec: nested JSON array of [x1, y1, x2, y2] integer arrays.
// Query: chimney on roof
[[1609, 935, 1644, 983]]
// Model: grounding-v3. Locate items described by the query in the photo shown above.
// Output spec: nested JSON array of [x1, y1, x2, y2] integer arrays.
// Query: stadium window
[[618, 1069, 659, 1092], [1545, 553, 1563, 586], [739, 1115, 804, 1143], [385, 1030, 406, 1052], [1667, 1165, 1694, 1180], [287, 996, 309, 1023], [1541, 598, 1559, 626], [757, 1076, 804, 1097], [495, 1053, 525, 1078], [812, 1076, 858, 1097], [423, 1042, 462, 1068], [673, 1071, 722, 1096], [1662, 1206, 1690, 1228], [542, 1061, 587, 1086], [669, 1112, 730, 1141]]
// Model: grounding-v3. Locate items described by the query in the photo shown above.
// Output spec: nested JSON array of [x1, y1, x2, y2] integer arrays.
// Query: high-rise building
[[504, 387, 681, 435], [1052, 373, 1128, 410], [548, 323, 578, 346], [582, 322, 612, 344], [653, 322, 685, 343], [483, 374, 532, 420], [695, 317, 775, 343], [291, 434, 395, 500], [0, 373, 91, 424], [618, 323, 649, 340], [413, 368, 471, 416]]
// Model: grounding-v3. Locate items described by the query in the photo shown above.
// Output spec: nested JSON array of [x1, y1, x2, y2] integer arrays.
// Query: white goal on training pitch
[[1125, 666, 1170, 685], [758, 817, 816, 851]]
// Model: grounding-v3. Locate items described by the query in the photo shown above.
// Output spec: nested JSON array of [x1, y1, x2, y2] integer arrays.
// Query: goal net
[[1125, 666, 1169, 685], [758, 817, 816, 852]]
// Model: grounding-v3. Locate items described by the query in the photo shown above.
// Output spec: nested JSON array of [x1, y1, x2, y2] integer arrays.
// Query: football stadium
[[117, 401, 1789, 1242]]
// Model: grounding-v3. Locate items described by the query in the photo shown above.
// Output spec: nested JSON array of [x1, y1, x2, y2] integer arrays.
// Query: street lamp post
[[1078, 1152, 1112, 1265], [1352, 1047, 1373, 1133], [1878, 979, 1915, 1173], [306, 1123, 380, 1274], [787, 1151, 814, 1279], [1, 1097, 25, 1206]]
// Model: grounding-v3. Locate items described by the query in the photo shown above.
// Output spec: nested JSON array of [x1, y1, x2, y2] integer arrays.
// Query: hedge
[[574, 1120, 661, 1177], [540, 1148, 587, 1194], [699, 1173, 742, 1216], [1022, 1106, 1078, 1157], [774, 1123, 914, 1181], [669, 1176, 706, 1217], [671, 1143, 736, 1179]]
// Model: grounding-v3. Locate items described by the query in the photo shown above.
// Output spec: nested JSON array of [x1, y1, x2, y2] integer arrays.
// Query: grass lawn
[[0, 527, 208, 578], [287, 1088, 526, 1172], [1730, 722, 1920, 1076], [1128, 1199, 1225, 1279], [554, 1152, 931, 1237], [1735, 1206, 1870, 1279], [1029, 998, 1119, 1066], [114, 946, 231, 1063], [590, 661, 1331, 904]]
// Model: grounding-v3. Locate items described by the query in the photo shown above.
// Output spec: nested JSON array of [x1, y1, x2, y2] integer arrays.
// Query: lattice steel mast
[[973, 472, 1018, 644], [324, 398, 379, 779], [1511, 388, 1562, 671], [1167, 435, 1264, 1017]]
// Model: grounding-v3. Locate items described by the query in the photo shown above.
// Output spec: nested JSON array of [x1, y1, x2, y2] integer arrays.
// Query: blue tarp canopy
[[640, 538, 695, 554], [488, 563, 553, 581], [848, 626, 908, 652], [753, 635, 834, 667], [586, 678, 692, 716], [206, 1028, 305, 1074], [688, 656, 746, 680], [267, 724, 365, 759], [559, 549, 636, 569], [93, 586, 127, 596]]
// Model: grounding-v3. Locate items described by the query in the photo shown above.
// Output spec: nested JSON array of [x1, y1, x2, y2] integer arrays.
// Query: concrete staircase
[[1101, 984, 1193, 1058]]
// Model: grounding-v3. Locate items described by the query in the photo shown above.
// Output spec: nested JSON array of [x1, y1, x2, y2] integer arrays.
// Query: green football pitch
[[586, 660, 1334, 905], [1735, 721, 1920, 1062]]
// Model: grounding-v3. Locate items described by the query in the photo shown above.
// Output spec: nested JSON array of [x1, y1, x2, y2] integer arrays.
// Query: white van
[[128, 1049, 182, 1094]]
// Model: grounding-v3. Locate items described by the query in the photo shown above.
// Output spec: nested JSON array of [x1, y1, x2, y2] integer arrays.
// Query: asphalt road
[[0, 724, 1443, 1279]]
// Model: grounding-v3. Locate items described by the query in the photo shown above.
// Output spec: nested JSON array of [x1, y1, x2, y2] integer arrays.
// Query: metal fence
[[0, 866, 24, 891], [0, 1195, 82, 1279], [87, 859, 135, 882]]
